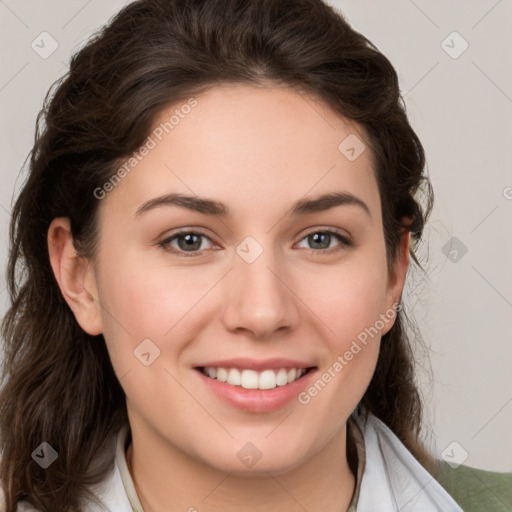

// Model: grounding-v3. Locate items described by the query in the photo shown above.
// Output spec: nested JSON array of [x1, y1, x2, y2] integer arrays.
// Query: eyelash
[[159, 229, 352, 258]]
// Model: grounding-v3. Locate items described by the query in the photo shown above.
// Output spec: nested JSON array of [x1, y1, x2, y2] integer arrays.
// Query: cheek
[[94, 257, 208, 417], [99, 254, 202, 330], [295, 258, 386, 428], [95, 254, 217, 369], [293, 246, 389, 409], [302, 250, 389, 349]]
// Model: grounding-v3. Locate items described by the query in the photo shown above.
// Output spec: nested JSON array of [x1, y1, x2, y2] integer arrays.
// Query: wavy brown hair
[[0, 0, 434, 510]]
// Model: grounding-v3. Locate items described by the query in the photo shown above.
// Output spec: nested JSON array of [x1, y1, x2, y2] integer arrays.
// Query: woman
[[0, 0, 503, 511]]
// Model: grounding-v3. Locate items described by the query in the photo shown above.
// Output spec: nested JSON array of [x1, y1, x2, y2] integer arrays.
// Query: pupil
[[311, 232, 329, 249], [179, 234, 200, 251]]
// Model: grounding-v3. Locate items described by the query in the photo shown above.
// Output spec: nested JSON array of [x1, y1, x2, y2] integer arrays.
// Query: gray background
[[0, 0, 511, 472]]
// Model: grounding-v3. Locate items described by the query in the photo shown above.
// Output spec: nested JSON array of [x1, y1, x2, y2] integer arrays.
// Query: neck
[[126, 425, 356, 512]]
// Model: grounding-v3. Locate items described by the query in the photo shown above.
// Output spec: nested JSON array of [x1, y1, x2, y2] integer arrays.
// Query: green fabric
[[434, 461, 512, 511]]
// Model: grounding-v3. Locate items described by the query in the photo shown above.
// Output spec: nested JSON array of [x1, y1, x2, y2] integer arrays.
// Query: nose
[[221, 244, 300, 339]]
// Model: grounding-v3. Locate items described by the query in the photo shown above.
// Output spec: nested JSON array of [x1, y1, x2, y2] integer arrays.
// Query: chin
[[197, 439, 310, 477]]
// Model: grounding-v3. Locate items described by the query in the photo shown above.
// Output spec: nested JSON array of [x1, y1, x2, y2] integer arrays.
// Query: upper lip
[[195, 358, 316, 371]]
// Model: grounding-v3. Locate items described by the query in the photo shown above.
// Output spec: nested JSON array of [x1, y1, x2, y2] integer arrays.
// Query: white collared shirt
[[10, 413, 463, 512], [355, 414, 463, 512]]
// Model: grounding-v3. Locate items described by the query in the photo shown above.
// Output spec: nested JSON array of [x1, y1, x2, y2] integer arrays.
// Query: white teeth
[[201, 366, 308, 390], [227, 368, 241, 386], [240, 369, 259, 389], [259, 370, 277, 390], [216, 367, 228, 382], [275, 368, 288, 386]]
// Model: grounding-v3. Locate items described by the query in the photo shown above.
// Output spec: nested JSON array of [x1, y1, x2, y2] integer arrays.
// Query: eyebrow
[[135, 191, 371, 219]]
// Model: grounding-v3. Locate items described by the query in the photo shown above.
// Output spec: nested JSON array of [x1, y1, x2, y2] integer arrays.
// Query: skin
[[48, 83, 410, 512]]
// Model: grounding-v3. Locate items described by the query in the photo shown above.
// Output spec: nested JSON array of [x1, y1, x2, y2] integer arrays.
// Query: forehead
[[101, 83, 380, 224]]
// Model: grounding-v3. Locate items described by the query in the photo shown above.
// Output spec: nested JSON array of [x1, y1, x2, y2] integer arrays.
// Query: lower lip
[[195, 369, 317, 413]]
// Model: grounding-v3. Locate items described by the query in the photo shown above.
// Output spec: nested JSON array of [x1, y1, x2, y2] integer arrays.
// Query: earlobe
[[47, 217, 103, 335]]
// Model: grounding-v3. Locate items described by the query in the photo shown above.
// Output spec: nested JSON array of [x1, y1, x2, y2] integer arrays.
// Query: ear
[[380, 224, 411, 336], [47, 217, 103, 335]]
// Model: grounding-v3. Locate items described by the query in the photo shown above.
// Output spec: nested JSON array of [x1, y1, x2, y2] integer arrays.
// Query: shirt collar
[[108, 413, 461, 512], [114, 420, 365, 512], [353, 413, 463, 512], [116, 424, 144, 512]]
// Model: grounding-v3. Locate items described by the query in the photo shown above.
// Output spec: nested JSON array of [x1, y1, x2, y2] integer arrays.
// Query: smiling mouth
[[197, 366, 316, 390]]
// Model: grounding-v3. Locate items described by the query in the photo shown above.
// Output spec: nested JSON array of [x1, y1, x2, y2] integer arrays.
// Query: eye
[[159, 228, 352, 258], [159, 230, 215, 257], [296, 229, 351, 254]]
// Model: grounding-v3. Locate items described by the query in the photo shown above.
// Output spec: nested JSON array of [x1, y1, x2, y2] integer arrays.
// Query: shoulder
[[355, 413, 512, 511], [0, 435, 120, 512], [433, 461, 512, 512], [0, 494, 41, 512], [16, 502, 40, 512], [354, 413, 463, 510], [0, 491, 40, 512]]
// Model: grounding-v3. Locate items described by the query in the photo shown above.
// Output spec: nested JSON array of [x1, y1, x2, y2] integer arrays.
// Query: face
[[59, 83, 408, 475]]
